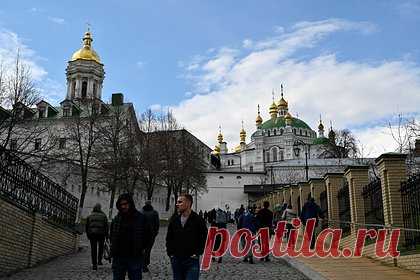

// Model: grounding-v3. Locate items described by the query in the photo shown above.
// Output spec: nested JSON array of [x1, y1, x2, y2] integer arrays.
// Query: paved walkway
[[290, 255, 420, 280], [1, 226, 307, 280]]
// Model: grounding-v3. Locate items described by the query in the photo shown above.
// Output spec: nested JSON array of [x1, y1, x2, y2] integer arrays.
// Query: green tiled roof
[[259, 117, 312, 130], [312, 137, 330, 145]]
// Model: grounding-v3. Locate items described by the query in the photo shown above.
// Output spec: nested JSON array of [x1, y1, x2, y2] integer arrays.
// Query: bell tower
[[66, 29, 105, 102]]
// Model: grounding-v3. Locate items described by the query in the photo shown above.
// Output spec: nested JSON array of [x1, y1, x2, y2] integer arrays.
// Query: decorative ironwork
[[362, 178, 384, 226], [400, 173, 420, 250], [337, 180, 351, 236], [0, 148, 78, 230]]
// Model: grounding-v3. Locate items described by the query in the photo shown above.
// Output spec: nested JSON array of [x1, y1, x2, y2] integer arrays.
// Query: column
[[324, 173, 344, 228], [298, 182, 311, 212], [309, 178, 325, 206]]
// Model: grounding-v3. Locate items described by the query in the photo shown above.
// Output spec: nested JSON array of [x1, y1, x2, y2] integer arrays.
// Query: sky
[[0, 0, 419, 156]]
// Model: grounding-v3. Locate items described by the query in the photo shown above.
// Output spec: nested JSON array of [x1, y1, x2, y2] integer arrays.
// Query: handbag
[[104, 239, 112, 263]]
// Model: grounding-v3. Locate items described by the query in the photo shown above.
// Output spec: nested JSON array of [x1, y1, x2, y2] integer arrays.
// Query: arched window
[[280, 128, 283, 135], [274, 129, 277, 135], [279, 150, 284, 161], [268, 130, 271, 136], [232, 159, 234, 165], [71, 81, 76, 98], [249, 166, 253, 172], [272, 147, 278, 162], [81, 81, 87, 98], [266, 151, 270, 162], [93, 82, 97, 98]]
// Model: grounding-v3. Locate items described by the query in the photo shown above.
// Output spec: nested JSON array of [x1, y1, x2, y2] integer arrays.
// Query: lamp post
[[293, 139, 309, 181]]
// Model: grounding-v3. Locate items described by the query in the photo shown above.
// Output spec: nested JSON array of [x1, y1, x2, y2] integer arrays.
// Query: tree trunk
[[78, 170, 88, 221], [165, 184, 172, 211], [108, 183, 116, 219]]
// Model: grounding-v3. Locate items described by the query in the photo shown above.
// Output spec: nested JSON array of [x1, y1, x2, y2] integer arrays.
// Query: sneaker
[[142, 266, 150, 273]]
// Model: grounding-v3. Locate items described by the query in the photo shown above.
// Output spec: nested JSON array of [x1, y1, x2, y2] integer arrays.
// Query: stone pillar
[[298, 182, 311, 212], [277, 191, 284, 206], [344, 165, 369, 235], [290, 184, 300, 214], [309, 178, 325, 206], [376, 153, 407, 229], [324, 173, 344, 227], [283, 187, 291, 205]]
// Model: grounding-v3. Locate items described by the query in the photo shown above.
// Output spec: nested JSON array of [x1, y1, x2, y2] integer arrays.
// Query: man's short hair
[[179, 193, 193, 206], [263, 201, 270, 208]]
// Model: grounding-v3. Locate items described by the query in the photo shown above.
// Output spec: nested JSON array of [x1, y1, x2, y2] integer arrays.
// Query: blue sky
[[1, 0, 420, 155]]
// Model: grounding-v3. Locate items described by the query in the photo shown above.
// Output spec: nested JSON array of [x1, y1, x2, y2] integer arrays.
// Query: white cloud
[[48, 16, 65, 25], [149, 104, 162, 111], [136, 61, 145, 68], [397, 1, 420, 19], [172, 19, 420, 157], [0, 28, 64, 105]]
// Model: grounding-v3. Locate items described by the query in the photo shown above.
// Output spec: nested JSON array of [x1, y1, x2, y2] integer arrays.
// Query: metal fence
[[0, 149, 78, 230], [362, 178, 384, 227], [400, 173, 420, 250], [337, 180, 351, 236]]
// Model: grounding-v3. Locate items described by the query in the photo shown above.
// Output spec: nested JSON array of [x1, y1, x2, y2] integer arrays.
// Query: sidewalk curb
[[282, 256, 328, 280]]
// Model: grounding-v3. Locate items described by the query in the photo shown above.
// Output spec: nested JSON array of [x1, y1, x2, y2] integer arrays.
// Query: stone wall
[[0, 197, 78, 276]]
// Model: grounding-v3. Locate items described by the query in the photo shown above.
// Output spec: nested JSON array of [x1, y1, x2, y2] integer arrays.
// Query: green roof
[[312, 137, 330, 145], [259, 117, 312, 130]]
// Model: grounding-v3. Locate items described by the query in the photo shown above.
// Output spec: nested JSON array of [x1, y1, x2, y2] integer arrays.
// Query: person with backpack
[[237, 207, 257, 264], [300, 197, 324, 249], [256, 201, 273, 261], [86, 203, 109, 270], [141, 200, 160, 273], [213, 206, 228, 263], [282, 204, 297, 241]]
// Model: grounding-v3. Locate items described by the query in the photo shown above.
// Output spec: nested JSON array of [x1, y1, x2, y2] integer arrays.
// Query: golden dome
[[318, 121, 324, 130], [269, 102, 278, 117], [234, 144, 242, 153], [284, 112, 292, 120], [213, 144, 221, 155], [240, 128, 246, 143], [217, 132, 223, 143], [277, 97, 288, 108], [256, 104, 263, 126], [71, 31, 101, 64]]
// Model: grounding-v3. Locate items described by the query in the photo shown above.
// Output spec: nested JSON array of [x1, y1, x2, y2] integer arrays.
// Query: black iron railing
[[400, 173, 420, 250], [337, 180, 351, 236], [362, 179, 384, 227], [0, 148, 78, 230], [320, 190, 329, 230]]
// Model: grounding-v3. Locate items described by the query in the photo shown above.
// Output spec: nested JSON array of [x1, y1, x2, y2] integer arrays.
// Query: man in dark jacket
[[238, 207, 257, 264], [300, 197, 325, 249], [141, 200, 160, 273], [166, 194, 207, 280], [86, 203, 109, 270], [256, 201, 273, 261], [110, 193, 152, 280]]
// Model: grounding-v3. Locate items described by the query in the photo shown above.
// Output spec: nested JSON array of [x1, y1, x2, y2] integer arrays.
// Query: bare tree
[[64, 100, 102, 220], [388, 113, 410, 153], [320, 129, 358, 159]]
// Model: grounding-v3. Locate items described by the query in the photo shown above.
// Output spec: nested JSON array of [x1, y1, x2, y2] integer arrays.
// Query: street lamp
[[293, 139, 309, 181]]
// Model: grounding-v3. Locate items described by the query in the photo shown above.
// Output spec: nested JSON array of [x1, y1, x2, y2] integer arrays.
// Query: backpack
[[215, 209, 228, 224]]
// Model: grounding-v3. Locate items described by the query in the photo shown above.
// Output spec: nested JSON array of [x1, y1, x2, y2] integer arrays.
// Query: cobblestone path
[[1, 226, 308, 280]]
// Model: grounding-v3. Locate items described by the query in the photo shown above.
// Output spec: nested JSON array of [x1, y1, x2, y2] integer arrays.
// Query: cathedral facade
[[197, 86, 369, 212]]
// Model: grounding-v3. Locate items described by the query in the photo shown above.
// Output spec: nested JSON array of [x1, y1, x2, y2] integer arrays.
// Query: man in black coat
[[86, 203, 109, 270], [300, 197, 325, 249], [256, 201, 273, 261], [166, 194, 207, 280], [110, 193, 152, 280], [141, 200, 160, 273]]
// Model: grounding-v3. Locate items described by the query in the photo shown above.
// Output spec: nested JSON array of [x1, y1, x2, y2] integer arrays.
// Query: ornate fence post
[[376, 153, 407, 245], [344, 165, 369, 235], [324, 173, 344, 228], [309, 178, 325, 206], [298, 181, 311, 213]]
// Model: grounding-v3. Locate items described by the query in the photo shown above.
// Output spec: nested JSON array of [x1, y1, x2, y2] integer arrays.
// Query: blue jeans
[[112, 257, 143, 280], [170, 256, 200, 280]]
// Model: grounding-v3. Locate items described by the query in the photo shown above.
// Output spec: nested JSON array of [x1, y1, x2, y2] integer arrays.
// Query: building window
[[81, 81, 87, 98], [231, 159, 234, 165], [236, 176, 242, 179], [249, 166, 253, 172], [272, 147, 278, 162], [34, 138, 41, 150], [266, 151, 270, 162], [71, 81, 76, 98], [59, 138, 66, 149], [63, 107, 71, 117], [10, 139, 17, 151], [280, 129, 283, 135], [268, 130, 271, 136], [279, 150, 284, 161], [38, 108, 45, 118], [93, 82, 97, 97], [274, 129, 277, 135], [219, 176, 224, 179]]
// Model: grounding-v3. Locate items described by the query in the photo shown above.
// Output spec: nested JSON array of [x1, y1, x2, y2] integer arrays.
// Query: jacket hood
[[116, 193, 136, 211], [143, 204, 154, 211], [93, 203, 102, 213]]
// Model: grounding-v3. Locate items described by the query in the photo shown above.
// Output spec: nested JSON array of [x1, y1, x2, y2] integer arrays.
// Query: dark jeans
[[144, 235, 156, 267], [170, 256, 200, 280], [214, 223, 227, 252], [112, 257, 143, 280], [89, 235, 105, 266]]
